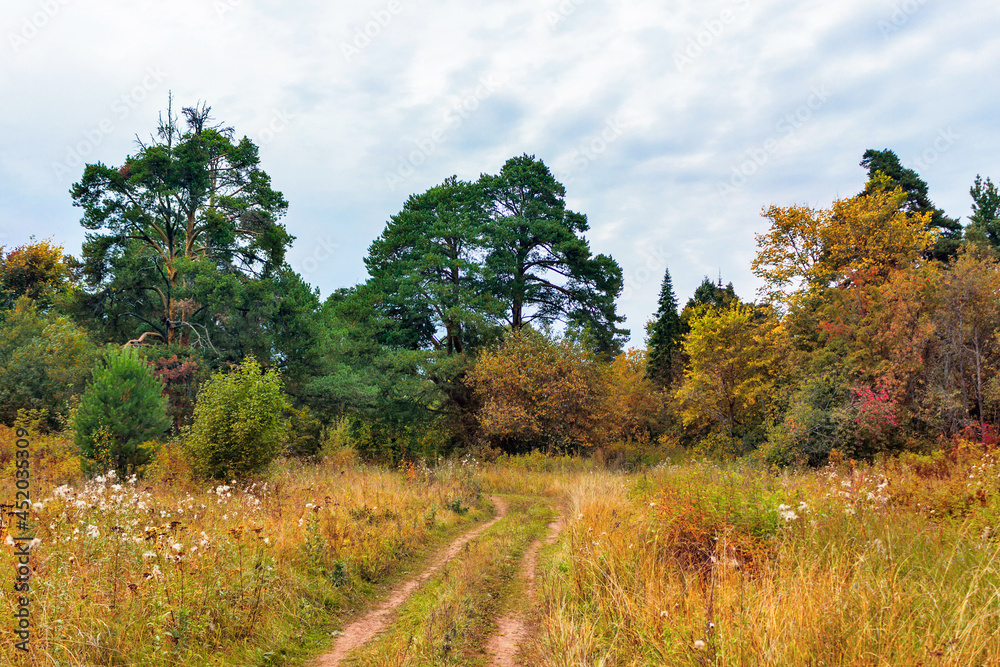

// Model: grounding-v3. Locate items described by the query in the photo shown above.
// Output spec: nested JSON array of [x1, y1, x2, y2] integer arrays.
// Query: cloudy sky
[[2, 0, 998, 345]]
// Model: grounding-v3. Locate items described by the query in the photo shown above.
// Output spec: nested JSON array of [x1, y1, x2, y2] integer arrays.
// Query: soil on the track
[[484, 509, 565, 667], [311, 496, 510, 667]]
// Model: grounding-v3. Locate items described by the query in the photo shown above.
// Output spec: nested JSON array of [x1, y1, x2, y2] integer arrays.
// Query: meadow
[[2, 426, 1000, 666]]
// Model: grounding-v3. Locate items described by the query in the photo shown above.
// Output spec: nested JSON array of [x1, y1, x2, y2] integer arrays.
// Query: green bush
[[0, 297, 98, 430], [72, 346, 170, 476], [185, 357, 289, 479]]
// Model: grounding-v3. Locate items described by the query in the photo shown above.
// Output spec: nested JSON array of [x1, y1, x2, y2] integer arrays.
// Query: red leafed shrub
[[152, 355, 199, 431], [852, 385, 900, 430]]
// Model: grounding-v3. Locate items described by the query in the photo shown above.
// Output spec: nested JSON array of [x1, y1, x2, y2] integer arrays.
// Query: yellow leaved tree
[[0, 238, 76, 310], [465, 329, 603, 453], [601, 347, 664, 443], [674, 304, 786, 449], [753, 174, 935, 305], [752, 203, 829, 303]]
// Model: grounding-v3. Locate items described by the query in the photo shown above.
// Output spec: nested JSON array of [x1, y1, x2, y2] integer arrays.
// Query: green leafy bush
[[72, 346, 170, 476], [185, 357, 289, 479], [0, 297, 98, 430]]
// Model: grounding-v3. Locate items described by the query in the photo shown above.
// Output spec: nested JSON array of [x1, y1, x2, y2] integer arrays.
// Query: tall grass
[[0, 426, 485, 666], [4, 423, 999, 666], [527, 450, 1000, 666]]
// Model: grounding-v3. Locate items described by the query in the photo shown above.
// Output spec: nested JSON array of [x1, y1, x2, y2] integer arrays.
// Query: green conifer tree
[[73, 347, 170, 476], [646, 268, 683, 387], [967, 175, 1000, 249]]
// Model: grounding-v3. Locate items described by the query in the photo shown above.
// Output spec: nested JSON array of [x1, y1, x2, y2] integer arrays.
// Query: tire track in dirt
[[485, 505, 566, 667], [311, 496, 509, 667]]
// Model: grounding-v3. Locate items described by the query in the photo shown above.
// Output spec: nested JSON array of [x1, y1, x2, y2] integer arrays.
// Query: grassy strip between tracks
[[341, 495, 555, 667]]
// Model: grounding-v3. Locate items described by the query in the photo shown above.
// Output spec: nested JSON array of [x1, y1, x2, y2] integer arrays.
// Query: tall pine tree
[[646, 268, 683, 387]]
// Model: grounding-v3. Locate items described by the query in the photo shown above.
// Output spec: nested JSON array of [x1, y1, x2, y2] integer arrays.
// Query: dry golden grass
[[0, 427, 486, 666], [526, 448, 1000, 666], [3, 426, 1000, 666]]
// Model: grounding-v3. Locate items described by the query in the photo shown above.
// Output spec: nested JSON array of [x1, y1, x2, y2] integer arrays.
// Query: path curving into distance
[[311, 496, 510, 667], [485, 507, 566, 667]]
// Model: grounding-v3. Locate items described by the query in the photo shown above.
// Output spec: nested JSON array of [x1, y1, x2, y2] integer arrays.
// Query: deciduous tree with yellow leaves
[[466, 329, 603, 453], [675, 304, 785, 451], [466, 330, 664, 454], [0, 238, 76, 311], [753, 175, 934, 306]]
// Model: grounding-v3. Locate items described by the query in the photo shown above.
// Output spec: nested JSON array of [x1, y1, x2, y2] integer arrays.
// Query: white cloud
[[2, 0, 999, 343]]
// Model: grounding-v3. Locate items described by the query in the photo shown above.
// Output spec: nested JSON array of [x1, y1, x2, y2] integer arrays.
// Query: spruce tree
[[968, 175, 1000, 249], [687, 276, 738, 311], [646, 268, 683, 387], [73, 347, 170, 476]]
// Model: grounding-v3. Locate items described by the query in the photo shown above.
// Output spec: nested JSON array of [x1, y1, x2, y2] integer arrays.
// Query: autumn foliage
[[0, 238, 76, 309], [466, 330, 602, 453], [466, 330, 662, 454], [464, 176, 1000, 464], [742, 179, 1000, 462], [675, 304, 784, 451], [753, 178, 933, 301]]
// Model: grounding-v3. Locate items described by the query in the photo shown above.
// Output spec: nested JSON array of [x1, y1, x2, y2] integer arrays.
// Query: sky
[[2, 0, 999, 346]]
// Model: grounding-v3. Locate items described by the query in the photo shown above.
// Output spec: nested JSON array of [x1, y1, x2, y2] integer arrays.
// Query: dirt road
[[311, 496, 510, 667], [484, 509, 565, 666]]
